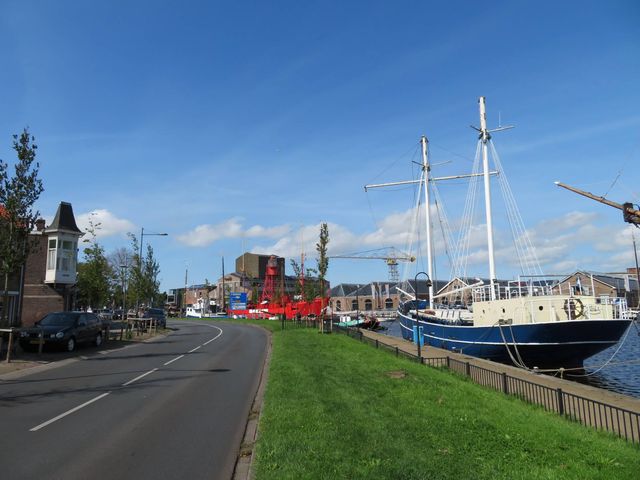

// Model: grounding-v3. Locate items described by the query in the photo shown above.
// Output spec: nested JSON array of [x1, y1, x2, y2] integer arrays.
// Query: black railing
[[332, 324, 640, 444]]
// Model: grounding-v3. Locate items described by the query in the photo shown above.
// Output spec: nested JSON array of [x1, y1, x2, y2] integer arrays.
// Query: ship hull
[[398, 311, 632, 369]]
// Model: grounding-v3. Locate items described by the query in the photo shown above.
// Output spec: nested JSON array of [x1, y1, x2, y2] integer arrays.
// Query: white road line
[[30, 392, 111, 432], [203, 330, 224, 345], [30, 323, 225, 432], [164, 354, 184, 366], [122, 368, 158, 386]]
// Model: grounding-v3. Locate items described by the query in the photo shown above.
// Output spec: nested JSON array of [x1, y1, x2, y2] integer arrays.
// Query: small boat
[[367, 97, 633, 370], [185, 305, 203, 318], [336, 314, 383, 330]]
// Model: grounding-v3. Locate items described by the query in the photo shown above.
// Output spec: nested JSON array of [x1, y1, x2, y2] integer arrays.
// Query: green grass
[[191, 320, 640, 479]]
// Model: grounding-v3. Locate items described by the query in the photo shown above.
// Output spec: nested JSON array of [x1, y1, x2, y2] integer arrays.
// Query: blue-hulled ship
[[366, 97, 633, 370]]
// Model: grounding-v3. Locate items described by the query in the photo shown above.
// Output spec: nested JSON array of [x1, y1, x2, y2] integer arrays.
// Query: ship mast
[[365, 131, 497, 307], [479, 96, 497, 300], [421, 136, 435, 307]]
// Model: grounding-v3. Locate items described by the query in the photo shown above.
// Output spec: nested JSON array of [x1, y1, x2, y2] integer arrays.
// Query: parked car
[[142, 307, 167, 328], [19, 312, 104, 352], [95, 309, 114, 326], [112, 309, 124, 320]]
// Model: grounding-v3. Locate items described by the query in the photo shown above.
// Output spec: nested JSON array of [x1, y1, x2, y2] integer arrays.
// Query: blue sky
[[1, 1, 639, 290]]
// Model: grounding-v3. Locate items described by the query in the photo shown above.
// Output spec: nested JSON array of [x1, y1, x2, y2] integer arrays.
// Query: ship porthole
[[538, 305, 544, 311], [502, 308, 505, 313]]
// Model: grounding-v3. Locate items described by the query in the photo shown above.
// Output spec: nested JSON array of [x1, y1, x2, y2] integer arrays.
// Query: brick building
[[0, 202, 83, 327]]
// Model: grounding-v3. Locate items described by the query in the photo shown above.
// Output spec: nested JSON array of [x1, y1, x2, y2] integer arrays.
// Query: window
[[385, 298, 393, 309], [335, 300, 342, 311], [364, 299, 372, 311], [351, 299, 358, 310], [61, 240, 74, 272], [47, 238, 57, 270]]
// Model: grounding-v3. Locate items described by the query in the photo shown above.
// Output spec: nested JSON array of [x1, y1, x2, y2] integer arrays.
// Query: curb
[[233, 326, 273, 480]]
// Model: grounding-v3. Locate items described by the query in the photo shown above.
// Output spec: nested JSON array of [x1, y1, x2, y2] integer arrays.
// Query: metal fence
[[332, 324, 640, 444]]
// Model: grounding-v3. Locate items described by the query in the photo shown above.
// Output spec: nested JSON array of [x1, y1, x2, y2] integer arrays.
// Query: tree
[[108, 247, 134, 310], [316, 222, 329, 330], [128, 233, 161, 310], [0, 128, 44, 326], [76, 215, 114, 309], [316, 222, 329, 291], [290, 259, 304, 298], [290, 259, 320, 301]]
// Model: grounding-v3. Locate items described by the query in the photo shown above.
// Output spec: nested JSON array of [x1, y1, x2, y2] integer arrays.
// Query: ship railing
[[471, 283, 555, 303], [332, 323, 640, 444]]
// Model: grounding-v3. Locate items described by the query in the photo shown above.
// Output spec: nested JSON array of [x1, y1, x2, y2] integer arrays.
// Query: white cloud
[[177, 217, 291, 247], [76, 209, 135, 239], [180, 208, 639, 279]]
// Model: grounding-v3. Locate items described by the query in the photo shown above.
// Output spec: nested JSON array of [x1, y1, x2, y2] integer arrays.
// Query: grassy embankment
[[214, 320, 640, 479]]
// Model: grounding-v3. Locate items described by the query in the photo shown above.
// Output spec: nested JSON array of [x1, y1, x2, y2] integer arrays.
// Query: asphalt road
[[0, 320, 268, 480]]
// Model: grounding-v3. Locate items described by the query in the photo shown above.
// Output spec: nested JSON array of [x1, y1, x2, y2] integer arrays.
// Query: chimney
[[35, 218, 46, 231]]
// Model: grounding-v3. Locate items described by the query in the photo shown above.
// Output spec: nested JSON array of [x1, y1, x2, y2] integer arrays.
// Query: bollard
[[6, 328, 14, 363], [38, 327, 44, 355]]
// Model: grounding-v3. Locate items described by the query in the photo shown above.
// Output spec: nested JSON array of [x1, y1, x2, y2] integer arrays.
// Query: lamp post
[[119, 263, 127, 341], [135, 227, 168, 314], [414, 272, 432, 361]]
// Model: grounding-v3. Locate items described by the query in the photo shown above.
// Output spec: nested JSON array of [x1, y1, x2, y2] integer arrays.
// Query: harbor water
[[382, 319, 640, 400]]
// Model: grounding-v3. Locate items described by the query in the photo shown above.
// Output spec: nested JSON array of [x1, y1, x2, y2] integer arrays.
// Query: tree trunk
[[2, 272, 10, 327]]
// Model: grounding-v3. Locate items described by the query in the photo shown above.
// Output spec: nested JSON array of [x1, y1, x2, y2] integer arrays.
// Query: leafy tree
[[128, 233, 161, 309], [0, 128, 44, 326], [316, 222, 329, 330], [108, 246, 134, 311], [290, 259, 320, 300], [76, 215, 114, 309], [316, 222, 329, 295], [290, 259, 304, 298]]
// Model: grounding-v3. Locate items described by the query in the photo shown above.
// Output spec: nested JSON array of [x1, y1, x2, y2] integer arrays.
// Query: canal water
[[382, 319, 640, 400]]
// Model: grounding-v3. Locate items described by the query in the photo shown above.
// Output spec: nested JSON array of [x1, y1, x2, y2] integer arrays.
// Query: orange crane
[[555, 181, 640, 226], [329, 247, 415, 282]]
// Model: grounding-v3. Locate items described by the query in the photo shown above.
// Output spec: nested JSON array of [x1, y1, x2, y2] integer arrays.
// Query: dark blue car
[[19, 312, 104, 352]]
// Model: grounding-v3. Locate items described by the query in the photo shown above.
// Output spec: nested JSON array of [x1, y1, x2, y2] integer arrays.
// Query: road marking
[[203, 329, 223, 345], [122, 368, 158, 386], [30, 392, 111, 432], [29, 322, 225, 432], [164, 354, 184, 366]]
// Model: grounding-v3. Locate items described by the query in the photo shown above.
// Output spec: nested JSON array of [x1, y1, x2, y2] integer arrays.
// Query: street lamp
[[414, 272, 432, 361], [136, 227, 168, 313], [119, 263, 127, 341]]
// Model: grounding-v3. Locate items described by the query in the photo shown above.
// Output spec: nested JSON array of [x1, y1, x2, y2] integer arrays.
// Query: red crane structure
[[260, 255, 281, 304]]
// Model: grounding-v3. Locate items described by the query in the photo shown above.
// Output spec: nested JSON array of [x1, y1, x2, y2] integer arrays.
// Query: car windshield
[[38, 313, 78, 327]]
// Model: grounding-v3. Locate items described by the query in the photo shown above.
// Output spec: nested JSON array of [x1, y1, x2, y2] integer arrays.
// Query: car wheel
[[95, 332, 103, 347], [66, 337, 76, 352]]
